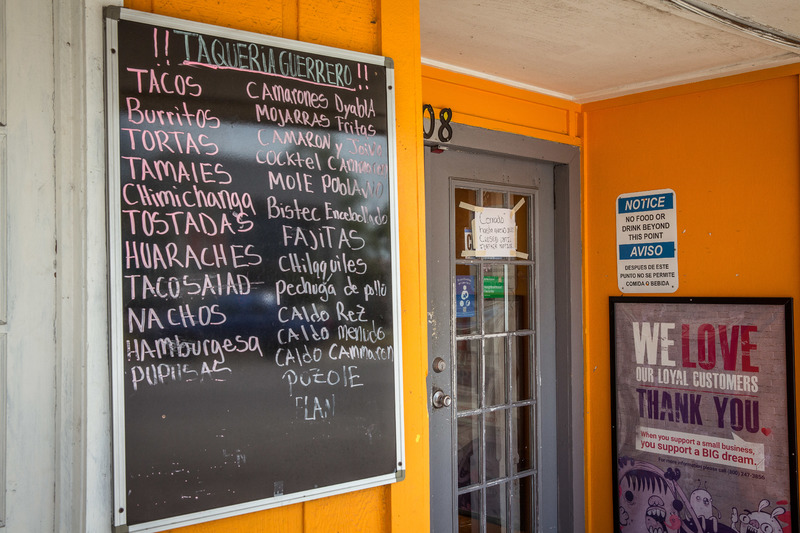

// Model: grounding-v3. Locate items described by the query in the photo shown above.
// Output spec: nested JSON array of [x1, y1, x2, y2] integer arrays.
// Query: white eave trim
[[422, 53, 800, 104]]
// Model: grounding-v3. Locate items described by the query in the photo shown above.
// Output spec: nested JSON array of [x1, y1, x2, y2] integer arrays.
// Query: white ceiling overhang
[[420, 0, 800, 102]]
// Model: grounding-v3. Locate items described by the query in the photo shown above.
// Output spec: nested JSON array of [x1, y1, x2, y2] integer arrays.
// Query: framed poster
[[611, 297, 798, 533]]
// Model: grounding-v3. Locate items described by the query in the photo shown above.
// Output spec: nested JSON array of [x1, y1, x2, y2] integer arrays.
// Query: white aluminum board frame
[[105, 7, 405, 532]]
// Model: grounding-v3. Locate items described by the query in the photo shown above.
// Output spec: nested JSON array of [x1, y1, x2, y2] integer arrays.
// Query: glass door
[[426, 128, 581, 533], [452, 184, 537, 533]]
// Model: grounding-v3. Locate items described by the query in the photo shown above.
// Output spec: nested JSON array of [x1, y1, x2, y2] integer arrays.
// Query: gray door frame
[[424, 123, 584, 532]]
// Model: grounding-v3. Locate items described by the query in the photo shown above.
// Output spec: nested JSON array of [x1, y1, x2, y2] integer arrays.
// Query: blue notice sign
[[616, 189, 678, 293]]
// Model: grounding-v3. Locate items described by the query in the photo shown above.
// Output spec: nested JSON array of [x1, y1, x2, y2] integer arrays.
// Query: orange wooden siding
[[582, 69, 800, 530]]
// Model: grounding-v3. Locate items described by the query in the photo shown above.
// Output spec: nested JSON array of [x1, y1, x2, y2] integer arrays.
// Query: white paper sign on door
[[460, 199, 527, 259]]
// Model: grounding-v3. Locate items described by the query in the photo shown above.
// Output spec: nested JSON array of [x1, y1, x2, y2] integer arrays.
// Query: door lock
[[431, 389, 452, 409], [432, 357, 446, 373]]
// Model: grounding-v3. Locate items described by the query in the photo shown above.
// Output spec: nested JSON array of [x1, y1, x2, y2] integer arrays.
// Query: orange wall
[[582, 70, 800, 530], [123, 1, 427, 532]]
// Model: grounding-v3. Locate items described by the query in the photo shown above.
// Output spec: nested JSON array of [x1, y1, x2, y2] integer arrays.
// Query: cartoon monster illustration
[[731, 499, 786, 533], [617, 458, 704, 533], [691, 485, 721, 533]]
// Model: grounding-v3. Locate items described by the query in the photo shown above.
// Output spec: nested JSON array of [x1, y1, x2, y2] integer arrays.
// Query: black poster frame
[[105, 7, 404, 532], [610, 296, 798, 533]]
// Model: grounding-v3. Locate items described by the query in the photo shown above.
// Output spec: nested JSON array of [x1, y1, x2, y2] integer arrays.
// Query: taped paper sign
[[460, 199, 528, 259]]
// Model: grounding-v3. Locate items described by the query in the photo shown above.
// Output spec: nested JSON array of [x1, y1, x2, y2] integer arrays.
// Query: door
[[426, 141, 559, 532]]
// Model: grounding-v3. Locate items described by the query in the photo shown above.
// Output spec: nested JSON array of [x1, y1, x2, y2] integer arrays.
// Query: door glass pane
[[507, 265, 530, 331], [456, 264, 478, 335], [484, 337, 506, 407], [458, 490, 481, 533], [511, 193, 531, 258], [483, 264, 508, 334], [512, 405, 534, 473], [510, 476, 534, 533], [455, 188, 477, 258], [509, 194, 533, 259], [485, 409, 507, 481], [456, 339, 480, 411], [486, 483, 507, 532], [457, 415, 480, 488], [483, 265, 530, 334], [511, 335, 534, 402], [482, 190, 505, 208]]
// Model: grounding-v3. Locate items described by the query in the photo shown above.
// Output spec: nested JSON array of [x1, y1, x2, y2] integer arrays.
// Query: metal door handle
[[432, 389, 452, 409]]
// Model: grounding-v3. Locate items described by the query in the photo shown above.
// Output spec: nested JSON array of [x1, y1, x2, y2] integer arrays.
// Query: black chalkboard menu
[[105, 8, 404, 532]]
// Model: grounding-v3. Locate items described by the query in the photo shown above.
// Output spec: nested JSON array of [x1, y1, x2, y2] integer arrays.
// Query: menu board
[[105, 8, 404, 531]]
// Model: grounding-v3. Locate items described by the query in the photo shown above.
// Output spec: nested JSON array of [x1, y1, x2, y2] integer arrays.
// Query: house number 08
[[422, 104, 453, 142]]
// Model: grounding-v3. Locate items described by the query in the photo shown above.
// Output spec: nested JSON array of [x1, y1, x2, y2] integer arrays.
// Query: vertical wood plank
[[4, 0, 58, 529], [304, 487, 390, 532], [298, 0, 379, 54], [282, 0, 299, 40], [378, 1, 430, 532]]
